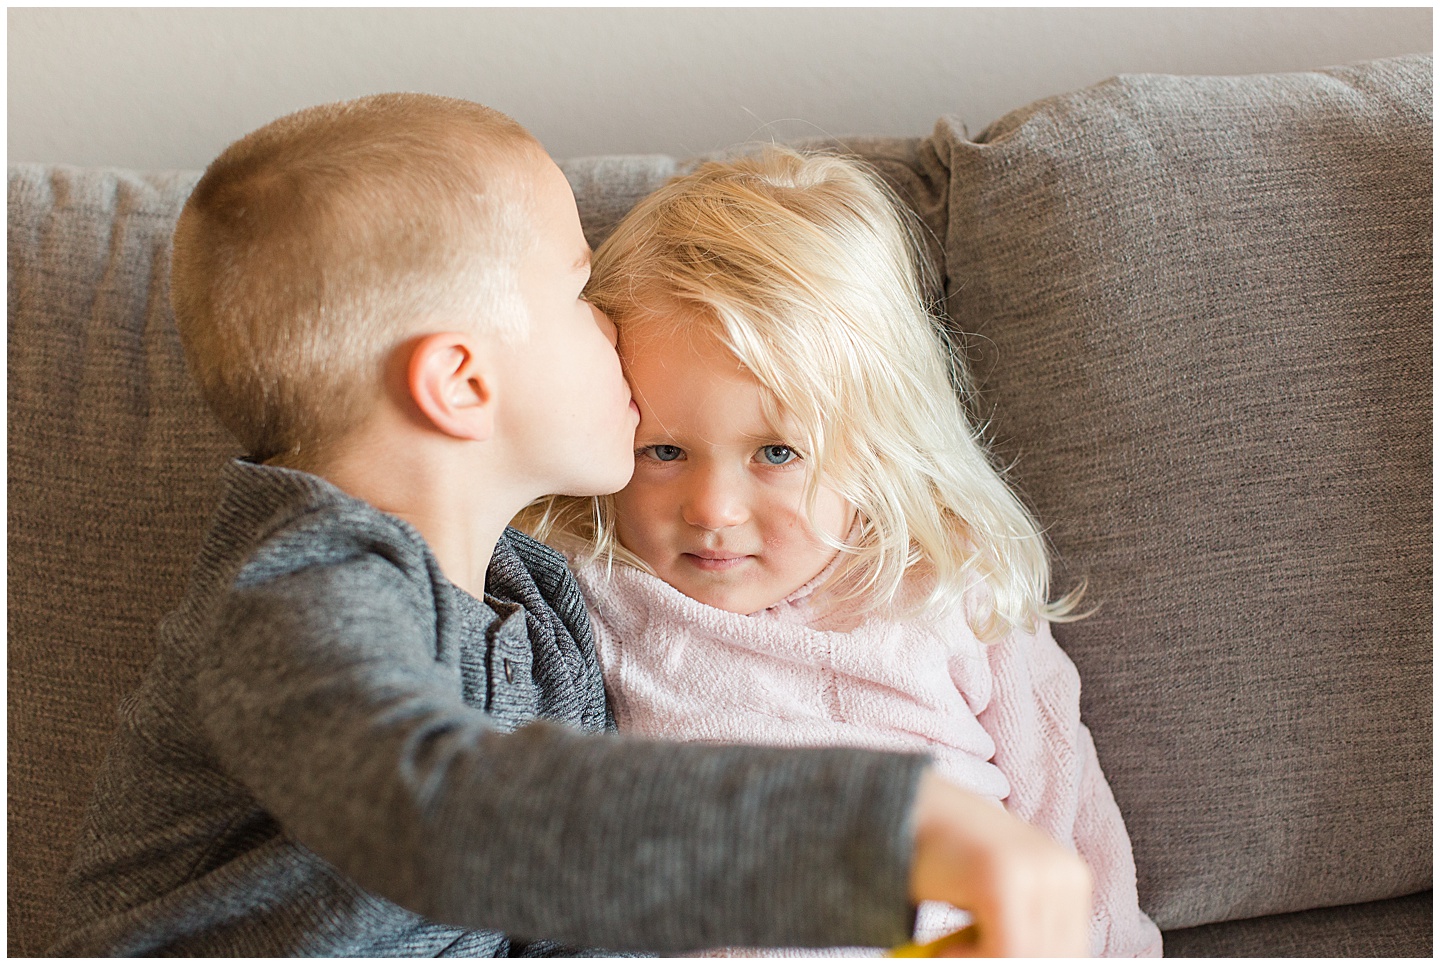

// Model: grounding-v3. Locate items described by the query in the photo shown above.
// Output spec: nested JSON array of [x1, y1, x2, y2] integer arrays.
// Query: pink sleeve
[[976, 620, 1163, 957]]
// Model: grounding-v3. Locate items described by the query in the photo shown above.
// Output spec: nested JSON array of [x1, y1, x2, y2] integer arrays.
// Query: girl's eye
[[758, 445, 798, 466], [644, 444, 684, 462]]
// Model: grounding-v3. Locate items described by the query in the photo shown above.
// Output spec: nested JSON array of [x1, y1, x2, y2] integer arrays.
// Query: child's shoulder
[[167, 462, 455, 703], [494, 527, 595, 643], [183, 461, 444, 639], [214, 461, 430, 588], [500, 526, 576, 598]]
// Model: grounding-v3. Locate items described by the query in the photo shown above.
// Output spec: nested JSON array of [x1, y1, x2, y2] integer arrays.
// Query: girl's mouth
[[683, 552, 750, 572]]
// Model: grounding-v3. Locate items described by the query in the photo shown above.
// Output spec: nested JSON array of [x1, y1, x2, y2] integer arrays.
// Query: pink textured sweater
[[574, 560, 1162, 957]]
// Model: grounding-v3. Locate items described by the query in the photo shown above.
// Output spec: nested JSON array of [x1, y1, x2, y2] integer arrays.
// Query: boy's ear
[[406, 331, 496, 442]]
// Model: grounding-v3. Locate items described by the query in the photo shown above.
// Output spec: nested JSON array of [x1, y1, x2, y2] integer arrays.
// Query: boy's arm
[[201, 549, 1092, 956], [200, 553, 921, 953]]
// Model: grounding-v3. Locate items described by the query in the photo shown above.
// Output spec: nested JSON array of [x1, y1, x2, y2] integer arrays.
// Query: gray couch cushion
[[923, 54, 1432, 930], [1163, 890, 1432, 958], [8, 165, 234, 956]]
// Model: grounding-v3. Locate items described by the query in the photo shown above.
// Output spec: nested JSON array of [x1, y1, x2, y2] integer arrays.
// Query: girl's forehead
[[620, 311, 734, 369], [624, 330, 749, 397], [622, 328, 802, 436]]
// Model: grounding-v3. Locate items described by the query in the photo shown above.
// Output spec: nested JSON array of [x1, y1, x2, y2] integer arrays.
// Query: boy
[[53, 93, 1090, 956]]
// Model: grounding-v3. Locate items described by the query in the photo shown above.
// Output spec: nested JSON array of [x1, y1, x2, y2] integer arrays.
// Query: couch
[[9, 54, 1431, 956]]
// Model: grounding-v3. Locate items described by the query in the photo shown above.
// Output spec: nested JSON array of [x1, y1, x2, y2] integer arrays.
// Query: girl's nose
[[681, 469, 749, 531]]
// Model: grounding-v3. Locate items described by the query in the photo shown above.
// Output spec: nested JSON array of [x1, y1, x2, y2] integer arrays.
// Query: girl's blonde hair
[[519, 146, 1080, 640]]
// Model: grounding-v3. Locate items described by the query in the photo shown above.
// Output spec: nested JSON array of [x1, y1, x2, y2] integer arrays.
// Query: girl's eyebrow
[[573, 249, 592, 273], [633, 430, 801, 459]]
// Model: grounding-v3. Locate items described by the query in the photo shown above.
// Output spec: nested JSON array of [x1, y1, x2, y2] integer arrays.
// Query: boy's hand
[[909, 770, 1092, 957]]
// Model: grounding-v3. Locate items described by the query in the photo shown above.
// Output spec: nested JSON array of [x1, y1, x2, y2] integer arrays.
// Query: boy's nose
[[591, 303, 619, 347], [681, 471, 749, 531]]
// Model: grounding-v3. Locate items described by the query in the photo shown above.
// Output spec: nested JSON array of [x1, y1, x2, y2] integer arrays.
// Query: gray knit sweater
[[53, 460, 925, 956]]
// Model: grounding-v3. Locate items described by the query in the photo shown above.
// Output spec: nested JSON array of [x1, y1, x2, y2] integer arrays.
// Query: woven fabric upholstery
[[923, 54, 1432, 929], [7, 166, 231, 957], [1162, 890, 1433, 958]]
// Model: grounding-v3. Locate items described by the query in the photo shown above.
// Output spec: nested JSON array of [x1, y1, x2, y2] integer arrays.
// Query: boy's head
[[171, 92, 546, 467]]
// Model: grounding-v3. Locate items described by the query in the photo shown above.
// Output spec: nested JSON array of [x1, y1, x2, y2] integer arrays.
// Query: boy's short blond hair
[[171, 93, 542, 466]]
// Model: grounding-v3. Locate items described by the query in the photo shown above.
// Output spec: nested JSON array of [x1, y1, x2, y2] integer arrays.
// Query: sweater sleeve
[[197, 552, 925, 954], [974, 621, 1163, 958]]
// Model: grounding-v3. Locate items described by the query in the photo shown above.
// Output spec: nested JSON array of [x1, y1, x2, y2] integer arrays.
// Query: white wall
[[8, 7, 1432, 171]]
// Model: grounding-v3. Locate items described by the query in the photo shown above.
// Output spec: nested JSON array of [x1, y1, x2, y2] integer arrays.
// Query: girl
[[519, 147, 1161, 957]]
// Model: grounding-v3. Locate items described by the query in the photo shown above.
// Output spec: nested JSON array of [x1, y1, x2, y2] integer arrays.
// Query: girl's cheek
[[632, 488, 672, 524]]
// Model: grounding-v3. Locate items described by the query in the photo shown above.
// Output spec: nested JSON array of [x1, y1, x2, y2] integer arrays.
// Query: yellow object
[[887, 924, 981, 957]]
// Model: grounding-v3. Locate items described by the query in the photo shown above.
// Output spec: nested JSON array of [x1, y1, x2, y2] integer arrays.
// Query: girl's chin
[[675, 581, 791, 617]]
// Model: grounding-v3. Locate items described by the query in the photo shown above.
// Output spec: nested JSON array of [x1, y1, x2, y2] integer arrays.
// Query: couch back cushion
[[8, 166, 227, 956], [922, 54, 1431, 928]]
